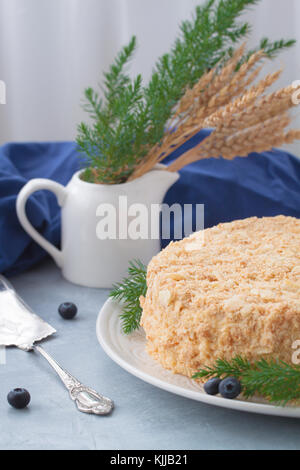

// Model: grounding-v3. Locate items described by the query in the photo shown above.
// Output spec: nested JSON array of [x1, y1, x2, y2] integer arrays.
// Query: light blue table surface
[[1, 259, 300, 450]]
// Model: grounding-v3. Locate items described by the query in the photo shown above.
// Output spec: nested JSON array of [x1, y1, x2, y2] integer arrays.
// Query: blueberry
[[204, 378, 221, 396], [219, 377, 241, 399], [7, 388, 31, 409], [58, 302, 78, 320]]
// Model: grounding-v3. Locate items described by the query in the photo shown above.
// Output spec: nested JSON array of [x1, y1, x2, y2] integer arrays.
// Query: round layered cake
[[140, 216, 300, 377]]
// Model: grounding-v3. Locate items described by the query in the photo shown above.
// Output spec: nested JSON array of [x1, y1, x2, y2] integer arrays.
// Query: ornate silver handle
[[34, 345, 114, 415]]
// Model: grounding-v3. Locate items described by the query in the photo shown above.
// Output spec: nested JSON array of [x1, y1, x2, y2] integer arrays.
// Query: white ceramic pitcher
[[16, 165, 179, 288]]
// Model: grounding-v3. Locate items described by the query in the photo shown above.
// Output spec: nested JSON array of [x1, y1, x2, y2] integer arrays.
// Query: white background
[[0, 0, 299, 155]]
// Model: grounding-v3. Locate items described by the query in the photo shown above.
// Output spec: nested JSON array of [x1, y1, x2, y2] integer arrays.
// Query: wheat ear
[[168, 114, 294, 172]]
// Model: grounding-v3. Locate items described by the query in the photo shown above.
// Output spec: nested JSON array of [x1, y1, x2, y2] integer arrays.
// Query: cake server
[[0, 275, 113, 415]]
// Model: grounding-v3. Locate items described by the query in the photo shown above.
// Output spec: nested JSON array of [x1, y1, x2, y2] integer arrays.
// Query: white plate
[[97, 298, 300, 418]]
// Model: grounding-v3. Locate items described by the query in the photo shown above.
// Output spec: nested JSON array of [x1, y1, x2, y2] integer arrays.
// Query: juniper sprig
[[109, 260, 147, 334], [193, 356, 300, 406], [77, 0, 295, 184]]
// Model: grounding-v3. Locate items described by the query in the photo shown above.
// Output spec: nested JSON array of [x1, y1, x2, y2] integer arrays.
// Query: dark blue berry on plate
[[58, 302, 78, 320], [7, 388, 31, 409], [204, 378, 221, 396], [219, 377, 241, 399]]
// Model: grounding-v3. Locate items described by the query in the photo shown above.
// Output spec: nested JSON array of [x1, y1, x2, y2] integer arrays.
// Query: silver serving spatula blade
[[0, 275, 113, 415], [0, 275, 56, 350]]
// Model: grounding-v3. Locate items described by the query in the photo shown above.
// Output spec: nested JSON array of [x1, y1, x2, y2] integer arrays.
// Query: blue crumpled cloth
[[0, 130, 300, 276]]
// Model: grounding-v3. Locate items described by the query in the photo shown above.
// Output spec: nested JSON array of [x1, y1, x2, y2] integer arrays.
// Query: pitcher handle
[[16, 178, 67, 268]]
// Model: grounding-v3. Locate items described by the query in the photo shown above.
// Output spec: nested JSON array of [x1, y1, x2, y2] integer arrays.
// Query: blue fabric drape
[[0, 132, 299, 275]]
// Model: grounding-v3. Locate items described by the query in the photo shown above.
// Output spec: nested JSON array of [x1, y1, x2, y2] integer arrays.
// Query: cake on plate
[[140, 216, 300, 378]]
